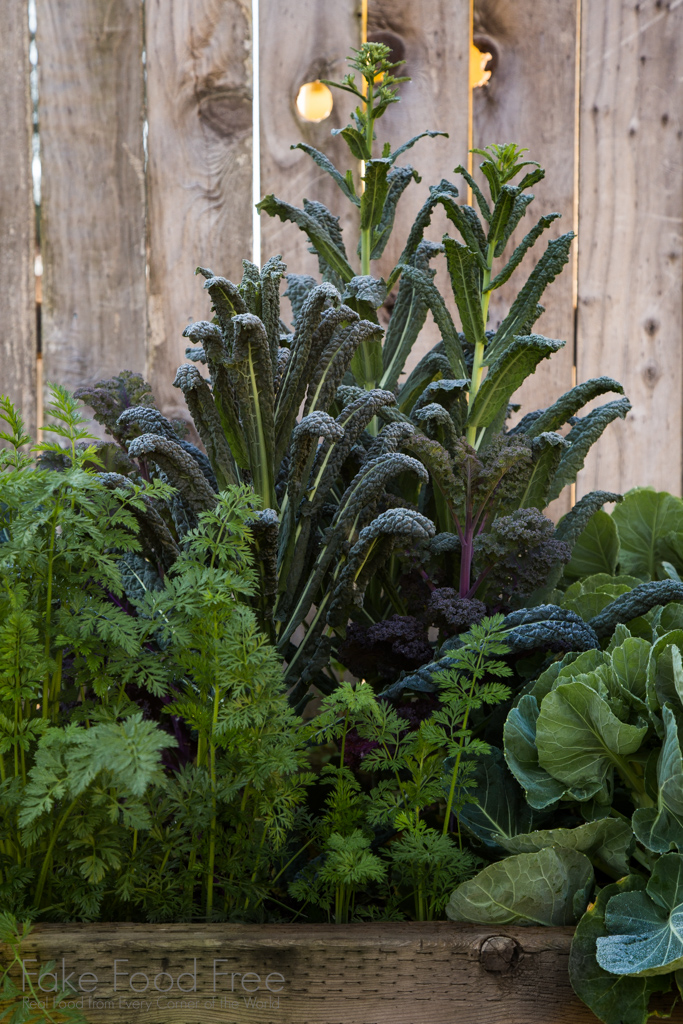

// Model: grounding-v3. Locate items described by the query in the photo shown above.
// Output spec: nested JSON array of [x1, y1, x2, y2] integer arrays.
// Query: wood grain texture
[[258, 0, 359, 318], [473, 0, 579, 517], [1, 922, 621, 1024], [368, 0, 471, 374], [0, 0, 36, 435], [145, 0, 253, 421], [37, 0, 146, 398], [576, 0, 683, 499]]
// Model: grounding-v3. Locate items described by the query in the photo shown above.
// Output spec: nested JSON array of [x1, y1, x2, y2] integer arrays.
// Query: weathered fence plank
[[258, 0, 359, 307], [0, 0, 36, 436], [37, 0, 146, 402], [145, 0, 253, 421], [473, 0, 579, 516], [576, 0, 683, 499], [369, 0, 471, 370]]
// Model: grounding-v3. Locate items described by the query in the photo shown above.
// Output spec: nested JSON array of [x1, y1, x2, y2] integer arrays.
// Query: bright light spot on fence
[[296, 81, 333, 123], [470, 42, 493, 89]]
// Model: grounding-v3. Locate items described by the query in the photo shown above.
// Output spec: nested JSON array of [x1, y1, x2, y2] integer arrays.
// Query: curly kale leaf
[[74, 371, 155, 441], [475, 507, 571, 606]]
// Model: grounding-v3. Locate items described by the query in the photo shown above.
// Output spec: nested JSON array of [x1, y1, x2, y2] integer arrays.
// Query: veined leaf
[[565, 510, 620, 579], [307, 320, 382, 414], [487, 184, 519, 253], [446, 847, 593, 925], [547, 399, 632, 503], [597, 853, 683, 975], [231, 313, 276, 508], [360, 158, 392, 231], [536, 681, 648, 792], [387, 179, 460, 290], [389, 130, 448, 164], [381, 255, 432, 391], [369, 166, 419, 259], [173, 364, 237, 490], [398, 264, 467, 378], [396, 348, 452, 415], [633, 705, 683, 854], [494, 193, 534, 257], [517, 432, 569, 510], [202, 275, 247, 346], [612, 488, 683, 581], [555, 490, 623, 546], [331, 125, 371, 161], [526, 376, 625, 437], [256, 194, 355, 283], [504, 694, 572, 809], [442, 237, 485, 353], [485, 232, 574, 363], [291, 143, 360, 206], [589, 581, 683, 639], [569, 877, 670, 1024], [182, 321, 249, 469], [485, 213, 561, 292], [500, 817, 633, 876], [453, 748, 539, 848], [454, 164, 492, 221], [260, 254, 288, 376], [467, 335, 565, 432]]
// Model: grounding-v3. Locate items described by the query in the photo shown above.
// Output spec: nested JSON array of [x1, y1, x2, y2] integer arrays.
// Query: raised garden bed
[[5, 922, 603, 1024]]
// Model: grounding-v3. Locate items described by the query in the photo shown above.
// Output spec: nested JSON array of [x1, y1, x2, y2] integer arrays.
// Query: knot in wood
[[479, 935, 520, 972]]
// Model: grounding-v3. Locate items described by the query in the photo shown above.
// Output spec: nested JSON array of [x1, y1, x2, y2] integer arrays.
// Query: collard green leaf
[[504, 694, 569, 809], [547, 399, 632, 503], [536, 681, 648, 792], [454, 748, 540, 848], [485, 212, 562, 292], [442, 237, 485, 353], [291, 143, 360, 206], [633, 705, 683, 854], [485, 232, 574, 363], [256, 194, 354, 283], [467, 335, 565, 432], [526, 377, 625, 438], [597, 853, 683, 975], [565, 510, 620, 578], [360, 158, 392, 231], [589, 581, 683, 639], [612, 488, 683, 580], [500, 817, 633, 876], [446, 847, 593, 925], [569, 877, 670, 1024]]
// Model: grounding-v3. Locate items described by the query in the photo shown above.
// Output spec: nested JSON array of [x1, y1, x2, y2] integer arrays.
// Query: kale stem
[[466, 240, 496, 446]]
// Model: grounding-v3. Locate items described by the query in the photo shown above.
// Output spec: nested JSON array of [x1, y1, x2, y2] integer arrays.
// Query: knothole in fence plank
[[258, 0, 359, 324], [38, 0, 146, 404], [0, 0, 37, 435], [145, 0, 253, 422], [576, 0, 683, 500]]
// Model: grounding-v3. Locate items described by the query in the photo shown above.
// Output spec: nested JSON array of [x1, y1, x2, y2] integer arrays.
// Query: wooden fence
[[1, 0, 682, 515]]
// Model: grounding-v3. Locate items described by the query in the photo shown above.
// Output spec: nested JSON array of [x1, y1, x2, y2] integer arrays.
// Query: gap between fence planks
[[145, 0, 253, 422], [473, 0, 579, 518], [37, 0, 147, 402], [0, 0, 36, 437], [576, 0, 683, 500], [2, 921, 619, 1024]]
